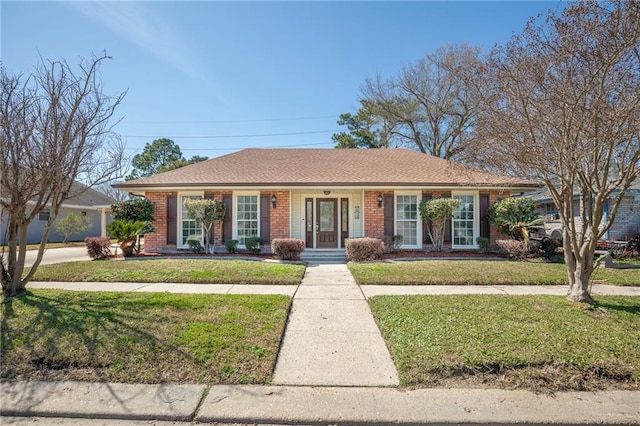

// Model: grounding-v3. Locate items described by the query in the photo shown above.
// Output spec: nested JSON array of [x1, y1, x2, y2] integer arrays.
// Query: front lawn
[[1, 290, 291, 384], [369, 295, 640, 392], [31, 259, 305, 285], [349, 260, 640, 286]]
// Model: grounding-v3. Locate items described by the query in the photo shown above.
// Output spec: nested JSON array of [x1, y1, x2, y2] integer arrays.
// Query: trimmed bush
[[187, 239, 204, 254], [495, 239, 530, 260], [84, 237, 112, 260], [476, 236, 490, 253], [345, 238, 385, 262], [225, 239, 239, 254], [271, 238, 305, 261], [245, 237, 264, 254]]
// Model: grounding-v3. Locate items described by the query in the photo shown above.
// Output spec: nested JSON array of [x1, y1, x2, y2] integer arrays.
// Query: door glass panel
[[306, 200, 313, 232], [319, 201, 334, 232], [341, 200, 348, 231]]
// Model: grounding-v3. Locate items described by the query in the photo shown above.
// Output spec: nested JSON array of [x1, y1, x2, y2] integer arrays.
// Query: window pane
[[237, 195, 258, 245], [181, 196, 202, 246], [396, 195, 418, 246], [453, 195, 474, 246]]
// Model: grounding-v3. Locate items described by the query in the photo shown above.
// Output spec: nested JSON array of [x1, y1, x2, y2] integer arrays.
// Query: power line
[[122, 129, 341, 139], [132, 115, 338, 124], [123, 141, 336, 151]]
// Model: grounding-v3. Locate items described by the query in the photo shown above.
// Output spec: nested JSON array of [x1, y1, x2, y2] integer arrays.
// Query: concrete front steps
[[300, 249, 347, 264]]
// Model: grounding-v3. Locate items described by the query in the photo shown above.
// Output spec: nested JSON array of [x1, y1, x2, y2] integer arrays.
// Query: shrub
[[488, 197, 544, 244], [495, 239, 530, 260], [111, 197, 155, 232], [55, 213, 92, 243], [225, 239, 239, 254], [84, 237, 112, 260], [187, 239, 204, 254], [419, 197, 461, 251], [271, 238, 305, 260], [245, 237, 264, 254], [476, 236, 490, 253], [380, 234, 404, 253], [106, 220, 150, 257], [345, 238, 385, 262]]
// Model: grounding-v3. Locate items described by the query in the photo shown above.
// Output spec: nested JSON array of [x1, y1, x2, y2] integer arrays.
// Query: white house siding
[[290, 190, 363, 247]]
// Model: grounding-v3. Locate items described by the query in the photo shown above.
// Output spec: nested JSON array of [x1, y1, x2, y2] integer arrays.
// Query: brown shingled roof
[[115, 148, 537, 189]]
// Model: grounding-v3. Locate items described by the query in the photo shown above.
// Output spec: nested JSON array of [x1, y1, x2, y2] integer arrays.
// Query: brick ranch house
[[115, 148, 538, 253]]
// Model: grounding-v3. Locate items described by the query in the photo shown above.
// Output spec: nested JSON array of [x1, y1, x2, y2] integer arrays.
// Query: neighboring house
[[0, 182, 116, 245], [114, 148, 538, 252], [528, 181, 640, 241]]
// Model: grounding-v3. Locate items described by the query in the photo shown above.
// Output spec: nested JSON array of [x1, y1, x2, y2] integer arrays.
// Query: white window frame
[[395, 191, 421, 249], [178, 192, 204, 249], [451, 191, 479, 249], [234, 192, 260, 247]]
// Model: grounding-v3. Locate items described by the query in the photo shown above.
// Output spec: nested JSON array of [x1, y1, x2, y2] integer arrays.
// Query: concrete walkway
[[273, 263, 399, 386]]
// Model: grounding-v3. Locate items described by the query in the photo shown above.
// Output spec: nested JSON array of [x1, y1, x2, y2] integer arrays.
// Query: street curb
[[0, 381, 207, 422]]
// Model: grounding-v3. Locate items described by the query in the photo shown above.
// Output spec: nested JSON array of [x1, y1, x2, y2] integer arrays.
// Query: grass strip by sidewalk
[[31, 259, 305, 285], [349, 260, 640, 286], [369, 295, 640, 392], [1, 290, 291, 384]]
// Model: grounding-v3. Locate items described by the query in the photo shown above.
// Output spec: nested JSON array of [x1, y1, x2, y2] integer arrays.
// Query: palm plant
[[106, 220, 150, 257]]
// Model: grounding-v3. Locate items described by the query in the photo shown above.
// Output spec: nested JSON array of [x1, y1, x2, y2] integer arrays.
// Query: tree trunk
[[567, 267, 595, 304]]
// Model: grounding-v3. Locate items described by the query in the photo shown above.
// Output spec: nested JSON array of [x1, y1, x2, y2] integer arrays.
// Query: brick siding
[[363, 190, 390, 238], [144, 192, 175, 252], [266, 190, 290, 241]]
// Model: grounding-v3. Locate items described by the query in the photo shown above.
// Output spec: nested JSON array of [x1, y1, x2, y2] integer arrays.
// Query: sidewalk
[[272, 263, 399, 386], [2, 381, 639, 425]]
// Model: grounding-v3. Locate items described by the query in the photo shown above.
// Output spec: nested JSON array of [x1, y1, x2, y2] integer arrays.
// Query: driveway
[[22, 246, 90, 267]]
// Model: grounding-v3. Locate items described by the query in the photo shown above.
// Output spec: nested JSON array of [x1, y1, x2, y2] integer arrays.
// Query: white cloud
[[67, 2, 216, 91]]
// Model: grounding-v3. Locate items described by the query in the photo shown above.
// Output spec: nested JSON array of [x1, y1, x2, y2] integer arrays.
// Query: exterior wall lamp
[[377, 193, 383, 208], [271, 194, 277, 208]]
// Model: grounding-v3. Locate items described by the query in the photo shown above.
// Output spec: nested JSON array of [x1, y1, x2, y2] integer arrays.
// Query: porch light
[[271, 194, 277, 208], [377, 193, 383, 207]]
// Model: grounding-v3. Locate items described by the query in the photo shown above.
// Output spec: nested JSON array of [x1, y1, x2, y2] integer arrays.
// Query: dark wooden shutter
[[480, 193, 490, 240], [422, 193, 433, 244], [383, 194, 394, 238], [222, 195, 232, 242], [260, 194, 271, 243], [166, 193, 177, 245], [442, 191, 452, 243]]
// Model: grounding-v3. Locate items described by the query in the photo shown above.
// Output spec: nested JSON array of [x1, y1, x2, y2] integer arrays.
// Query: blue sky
[[2, 1, 564, 164]]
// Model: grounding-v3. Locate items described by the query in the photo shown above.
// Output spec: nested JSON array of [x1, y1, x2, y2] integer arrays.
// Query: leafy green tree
[[183, 198, 226, 254], [419, 198, 461, 251], [488, 198, 544, 245], [332, 105, 389, 149], [125, 138, 182, 180], [156, 155, 209, 174], [54, 213, 92, 243]]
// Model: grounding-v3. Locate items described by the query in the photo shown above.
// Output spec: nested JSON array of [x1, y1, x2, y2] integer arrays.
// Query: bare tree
[[1, 52, 126, 299], [475, 0, 640, 304], [361, 43, 483, 160]]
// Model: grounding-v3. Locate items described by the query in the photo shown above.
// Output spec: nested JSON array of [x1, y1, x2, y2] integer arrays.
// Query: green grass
[[31, 259, 306, 285], [1, 290, 291, 384], [369, 295, 640, 392], [349, 260, 640, 286]]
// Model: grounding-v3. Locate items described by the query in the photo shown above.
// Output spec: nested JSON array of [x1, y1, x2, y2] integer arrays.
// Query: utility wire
[[132, 115, 337, 124], [122, 129, 341, 139]]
